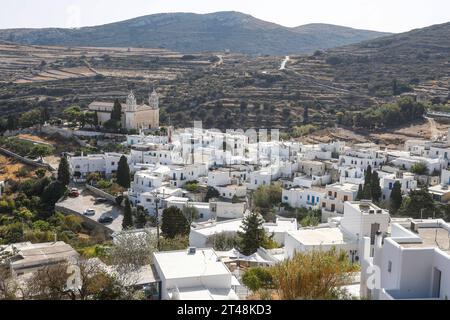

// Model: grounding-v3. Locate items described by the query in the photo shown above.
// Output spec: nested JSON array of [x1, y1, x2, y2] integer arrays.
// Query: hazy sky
[[1, 0, 450, 33]]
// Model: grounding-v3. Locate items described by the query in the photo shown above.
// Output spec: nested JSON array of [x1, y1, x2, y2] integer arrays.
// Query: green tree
[[29, 144, 53, 159], [41, 181, 67, 207], [205, 187, 220, 201], [35, 168, 47, 178], [242, 267, 274, 292], [253, 184, 282, 209], [111, 99, 122, 122], [116, 156, 130, 189], [371, 171, 382, 202], [362, 165, 372, 199], [38, 107, 50, 125], [300, 214, 320, 228], [356, 184, 364, 201], [6, 115, 17, 131], [390, 181, 403, 214], [182, 205, 199, 225], [122, 198, 133, 230], [90, 111, 99, 126], [134, 207, 148, 229], [398, 187, 435, 218], [63, 106, 84, 127], [57, 156, 71, 186], [411, 162, 428, 175], [212, 232, 241, 251], [18, 109, 42, 128], [238, 211, 268, 256], [161, 207, 190, 239], [303, 105, 309, 124]]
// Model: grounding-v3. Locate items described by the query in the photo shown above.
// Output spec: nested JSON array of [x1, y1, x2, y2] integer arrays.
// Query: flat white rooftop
[[346, 201, 388, 215], [264, 218, 298, 233], [153, 249, 230, 280], [191, 219, 243, 236], [288, 228, 346, 246], [326, 183, 359, 192]]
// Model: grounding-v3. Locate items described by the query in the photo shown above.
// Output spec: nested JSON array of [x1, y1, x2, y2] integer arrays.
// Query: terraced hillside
[[0, 21, 449, 131]]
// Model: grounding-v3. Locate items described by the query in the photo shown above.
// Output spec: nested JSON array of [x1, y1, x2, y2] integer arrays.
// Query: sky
[[1, 0, 450, 33]]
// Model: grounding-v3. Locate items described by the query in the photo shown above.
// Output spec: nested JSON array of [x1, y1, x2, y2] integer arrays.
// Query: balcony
[[381, 289, 441, 300]]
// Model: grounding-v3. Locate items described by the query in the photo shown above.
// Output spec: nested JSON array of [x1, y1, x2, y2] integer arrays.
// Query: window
[[388, 261, 392, 273], [111, 162, 115, 166], [284, 196, 288, 200]]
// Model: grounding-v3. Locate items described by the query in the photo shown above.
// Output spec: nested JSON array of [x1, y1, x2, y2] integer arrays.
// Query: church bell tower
[[149, 88, 159, 110], [126, 90, 137, 112]]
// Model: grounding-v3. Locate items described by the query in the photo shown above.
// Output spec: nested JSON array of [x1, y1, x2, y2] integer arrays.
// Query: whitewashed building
[[152, 248, 239, 300], [361, 220, 450, 300], [282, 187, 325, 210], [321, 183, 359, 221], [285, 201, 390, 262], [380, 172, 417, 201]]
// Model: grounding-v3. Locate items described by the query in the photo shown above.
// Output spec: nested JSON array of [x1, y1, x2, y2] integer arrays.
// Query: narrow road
[[426, 116, 440, 141], [279, 56, 290, 70], [213, 55, 224, 68]]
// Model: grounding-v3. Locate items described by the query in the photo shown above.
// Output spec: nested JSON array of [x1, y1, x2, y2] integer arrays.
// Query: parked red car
[[69, 188, 80, 197]]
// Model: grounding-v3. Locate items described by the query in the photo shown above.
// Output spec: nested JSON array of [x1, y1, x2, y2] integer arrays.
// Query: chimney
[[375, 231, 383, 249]]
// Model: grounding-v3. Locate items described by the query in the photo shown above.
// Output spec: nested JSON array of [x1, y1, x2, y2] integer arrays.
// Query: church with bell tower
[[88, 87, 160, 131]]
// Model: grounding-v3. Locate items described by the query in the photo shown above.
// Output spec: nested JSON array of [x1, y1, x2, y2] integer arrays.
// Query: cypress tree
[[238, 211, 267, 256], [40, 107, 50, 124], [371, 171, 382, 202], [356, 184, 364, 201], [303, 105, 309, 124], [111, 99, 122, 122], [161, 207, 190, 239], [116, 156, 131, 188], [122, 198, 133, 230], [362, 165, 373, 199], [93, 111, 99, 126], [390, 181, 403, 214], [364, 165, 372, 186], [57, 156, 71, 186], [134, 207, 147, 229]]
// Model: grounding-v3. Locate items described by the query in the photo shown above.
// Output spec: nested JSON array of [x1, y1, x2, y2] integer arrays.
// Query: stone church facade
[[88, 89, 160, 130]]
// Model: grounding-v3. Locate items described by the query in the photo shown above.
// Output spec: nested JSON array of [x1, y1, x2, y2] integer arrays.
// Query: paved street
[[57, 188, 124, 233]]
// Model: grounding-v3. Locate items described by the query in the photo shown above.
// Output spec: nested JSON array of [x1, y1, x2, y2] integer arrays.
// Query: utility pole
[[155, 194, 161, 251]]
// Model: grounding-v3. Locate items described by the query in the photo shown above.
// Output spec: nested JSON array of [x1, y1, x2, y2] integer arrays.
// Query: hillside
[[0, 22, 448, 132], [0, 11, 390, 55]]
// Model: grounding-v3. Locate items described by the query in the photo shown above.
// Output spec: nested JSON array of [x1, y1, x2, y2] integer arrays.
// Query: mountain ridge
[[0, 11, 391, 55]]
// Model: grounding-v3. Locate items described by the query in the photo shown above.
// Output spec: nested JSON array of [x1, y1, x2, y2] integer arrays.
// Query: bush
[[97, 179, 112, 190], [211, 232, 241, 251], [184, 181, 199, 193], [253, 184, 282, 209], [411, 162, 428, 175], [242, 267, 274, 292]]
